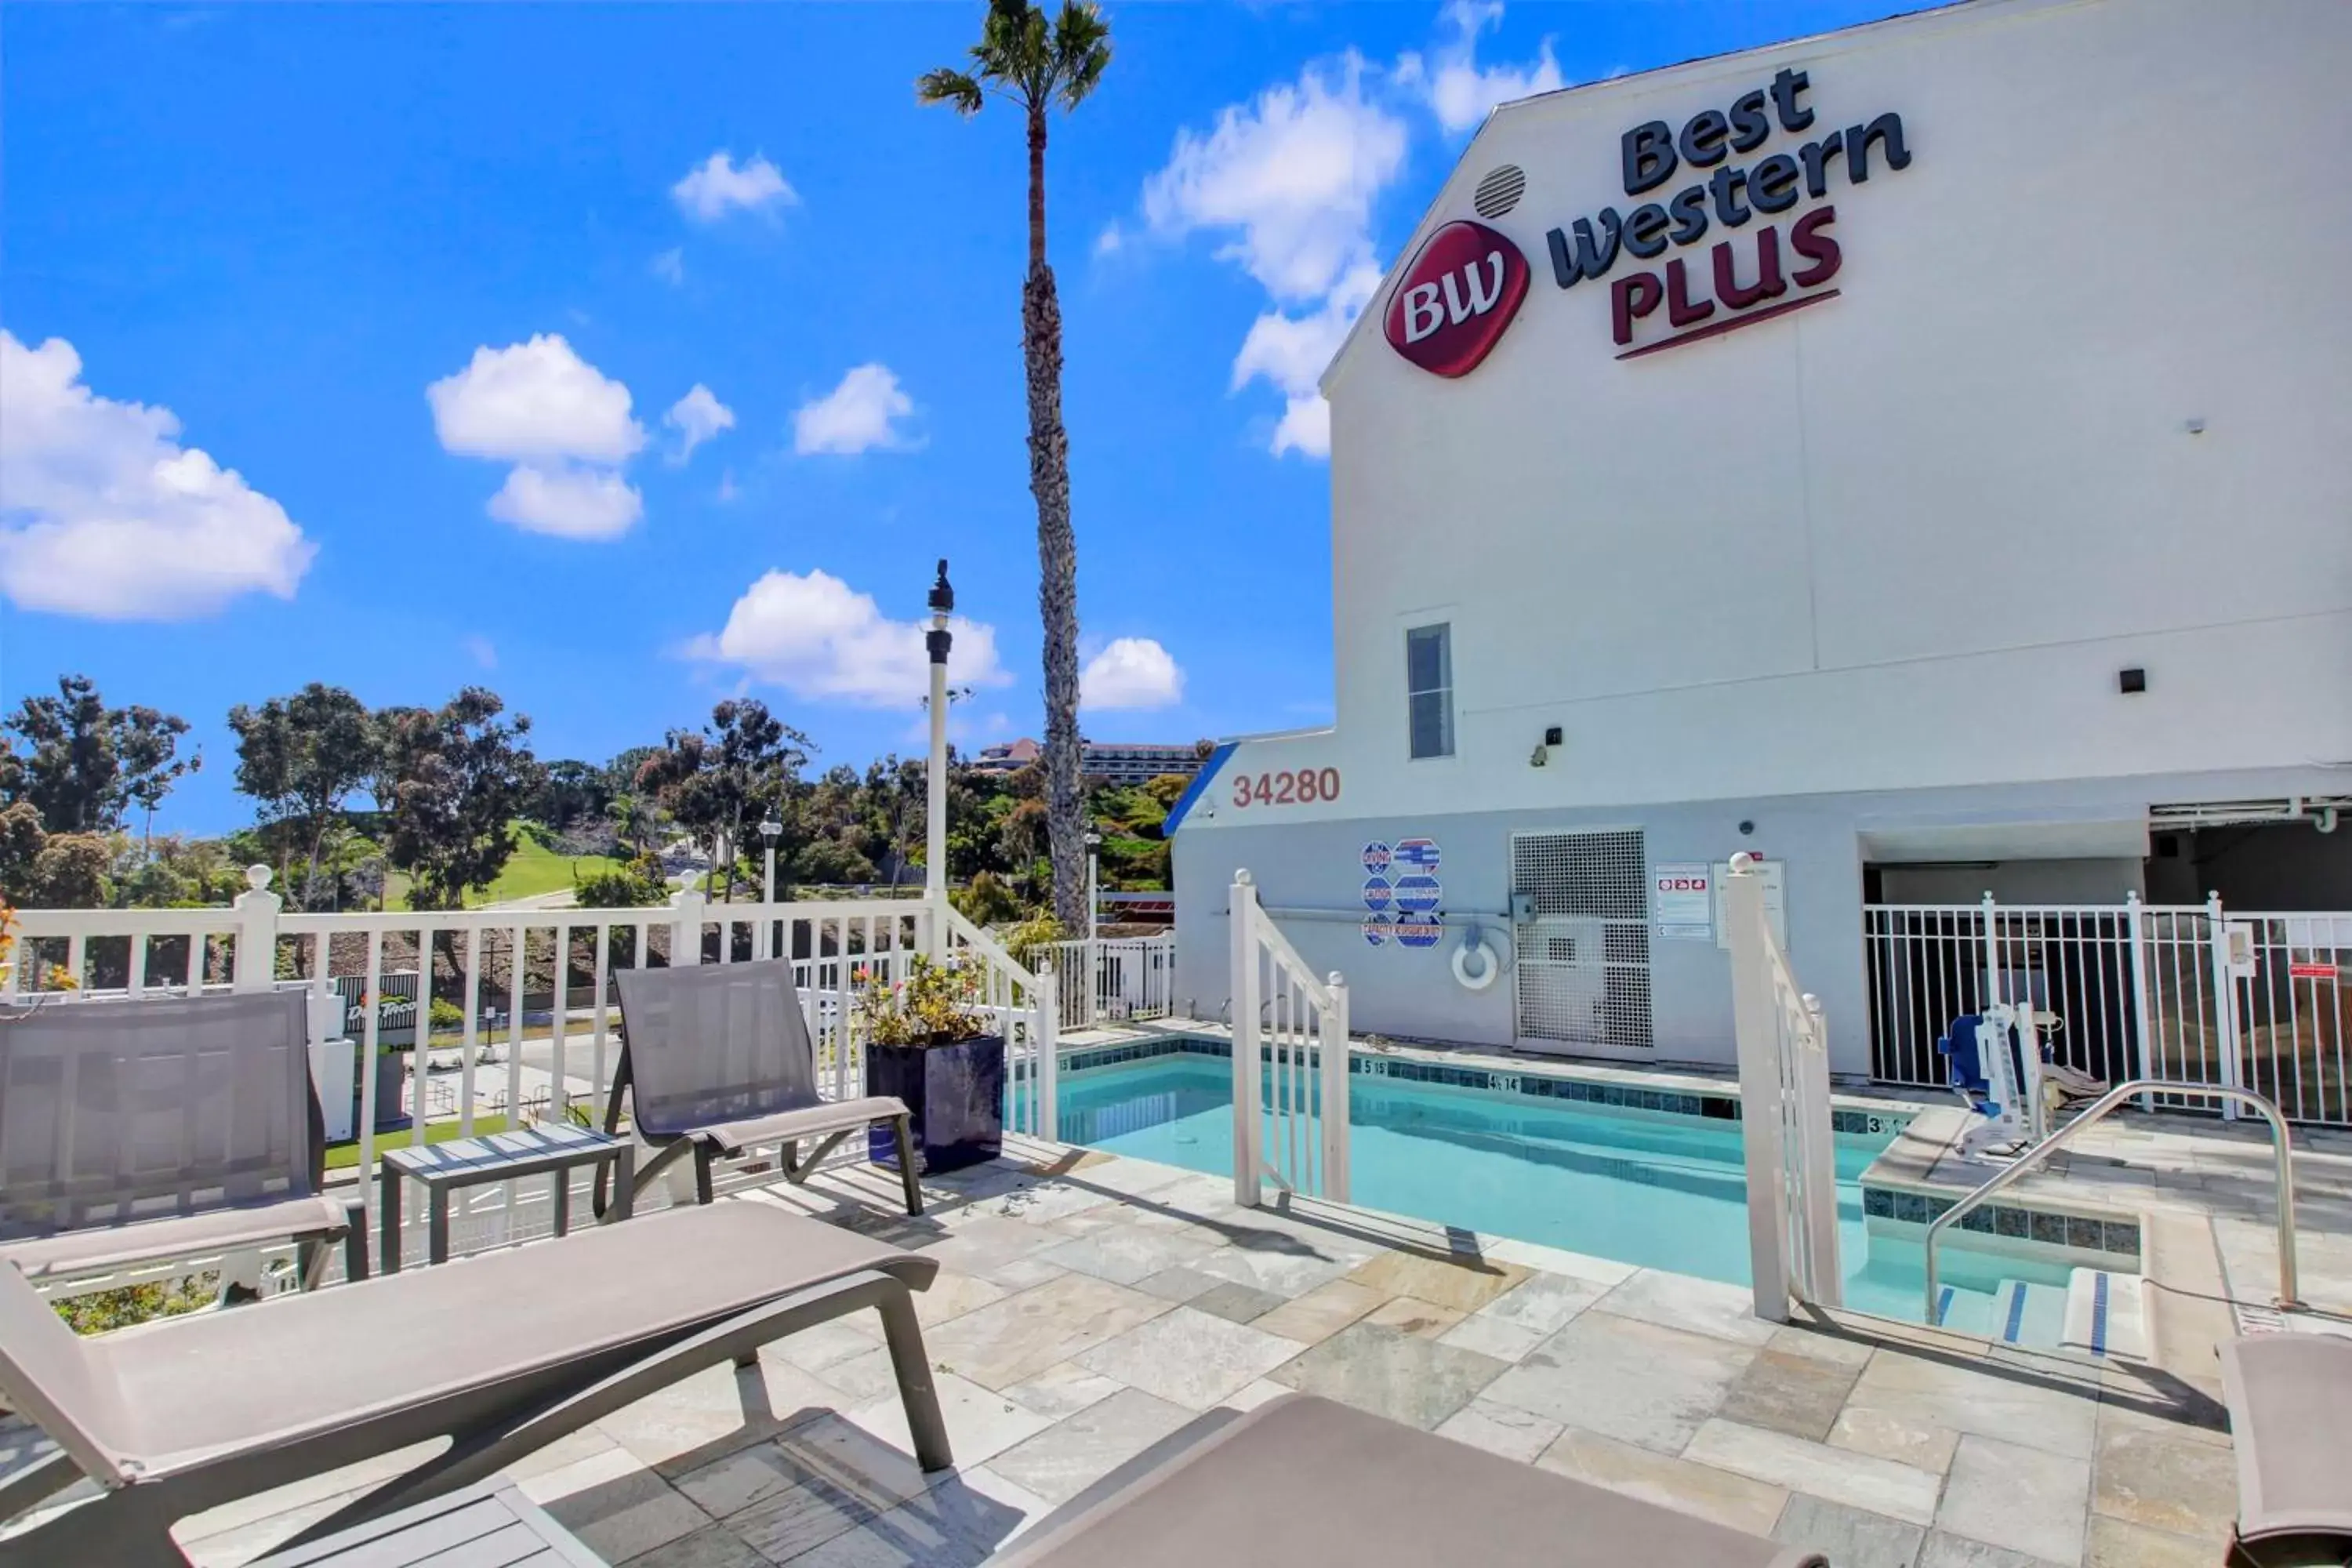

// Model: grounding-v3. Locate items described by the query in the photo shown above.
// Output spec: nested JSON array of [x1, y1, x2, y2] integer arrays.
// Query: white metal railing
[[1229, 870, 1349, 1207], [1726, 854, 1841, 1321], [0, 873, 1083, 1266], [941, 906, 1058, 1142], [1864, 892, 2352, 1125], [1040, 934, 1175, 1032]]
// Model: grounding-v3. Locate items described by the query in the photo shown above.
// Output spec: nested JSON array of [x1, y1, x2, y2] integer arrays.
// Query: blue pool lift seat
[[1936, 1013, 2014, 1127]]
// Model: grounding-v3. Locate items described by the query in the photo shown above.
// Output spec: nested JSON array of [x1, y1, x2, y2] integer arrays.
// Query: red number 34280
[[1231, 768, 1341, 808]]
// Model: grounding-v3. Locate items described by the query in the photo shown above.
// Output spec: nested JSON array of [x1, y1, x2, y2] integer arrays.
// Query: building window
[[1406, 623, 1454, 760]]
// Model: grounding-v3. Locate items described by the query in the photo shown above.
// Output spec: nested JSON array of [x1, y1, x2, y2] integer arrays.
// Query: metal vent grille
[[1511, 831, 1653, 1050], [1472, 165, 1526, 220]]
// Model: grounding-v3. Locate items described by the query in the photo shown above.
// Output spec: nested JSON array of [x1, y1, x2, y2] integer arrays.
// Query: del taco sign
[[1385, 68, 1915, 372]]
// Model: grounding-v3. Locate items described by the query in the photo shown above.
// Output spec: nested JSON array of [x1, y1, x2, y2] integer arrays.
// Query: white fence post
[[2208, 891, 2242, 1120], [1980, 889, 2001, 1012], [232, 866, 281, 993], [1726, 857, 1792, 1323], [1321, 972, 1350, 1204], [2125, 891, 2154, 1111], [1035, 970, 1059, 1141], [670, 889, 708, 967], [1796, 993, 1841, 1307], [1230, 872, 1263, 1209]]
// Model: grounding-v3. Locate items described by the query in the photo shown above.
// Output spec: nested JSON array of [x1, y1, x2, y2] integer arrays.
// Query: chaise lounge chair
[[2219, 1333, 2352, 1566], [984, 1393, 1824, 1568], [0, 1201, 951, 1566], [0, 990, 366, 1295], [599, 959, 924, 1218]]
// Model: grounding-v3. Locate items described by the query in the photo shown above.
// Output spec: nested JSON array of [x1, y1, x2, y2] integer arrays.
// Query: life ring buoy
[[1452, 934, 1501, 990]]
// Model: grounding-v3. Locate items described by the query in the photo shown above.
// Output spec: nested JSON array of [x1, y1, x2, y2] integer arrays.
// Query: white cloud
[[0, 331, 315, 619], [793, 365, 916, 456], [1081, 637, 1185, 711], [663, 383, 735, 464], [651, 248, 684, 285], [688, 568, 1007, 706], [1402, 0, 1564, 134], [427, 334, 644, 464], [672, 151, 797, 223], [428, 335, 648, 537], [463, 634, 498, 670], [1094, 223, 1126, 258], [1142, 54, 1408, 304], [716, 469, 740, 503], [486, 463, 644, 539], [1231, 262, 1381, 458]]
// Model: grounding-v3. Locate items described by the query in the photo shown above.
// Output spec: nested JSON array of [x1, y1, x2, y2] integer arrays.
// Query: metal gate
[[1512, 829, 1653, 1051], [1864, 895, 2352, 1125]]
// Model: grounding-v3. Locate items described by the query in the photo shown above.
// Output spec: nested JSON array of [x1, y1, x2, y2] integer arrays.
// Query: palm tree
[[919, 0, 1110, 933]]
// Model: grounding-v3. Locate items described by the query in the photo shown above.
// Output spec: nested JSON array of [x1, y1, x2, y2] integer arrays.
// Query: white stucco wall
[[1185, 0, 2352, 837]]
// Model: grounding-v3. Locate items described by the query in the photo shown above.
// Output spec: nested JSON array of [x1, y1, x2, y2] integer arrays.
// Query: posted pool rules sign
[[1654, 864, 1713, 941]]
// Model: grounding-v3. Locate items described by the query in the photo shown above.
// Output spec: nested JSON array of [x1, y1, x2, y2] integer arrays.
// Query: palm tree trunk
[[1023, 103, 1087, 933]]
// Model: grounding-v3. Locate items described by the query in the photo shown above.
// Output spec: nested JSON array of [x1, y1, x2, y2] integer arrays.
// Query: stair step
[[1988, 1279, 2070, 1348], [2061, 1268, 2147, 1360]]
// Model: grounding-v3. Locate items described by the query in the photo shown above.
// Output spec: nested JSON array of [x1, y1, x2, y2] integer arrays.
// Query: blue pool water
[[1051, 1051, 2073, 1328]]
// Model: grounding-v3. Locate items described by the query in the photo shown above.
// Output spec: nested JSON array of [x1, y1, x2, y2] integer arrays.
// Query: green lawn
[[386, 837, 625, 909]]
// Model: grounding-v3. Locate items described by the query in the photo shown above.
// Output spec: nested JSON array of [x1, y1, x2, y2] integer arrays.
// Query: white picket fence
[[1865, 893, 2352, 1124], [1726, 855, 1842, 1321], [2, 871, 1058, 1269], [1040, 934, 1175, 1032], [1229, 870, 1349, 1207]]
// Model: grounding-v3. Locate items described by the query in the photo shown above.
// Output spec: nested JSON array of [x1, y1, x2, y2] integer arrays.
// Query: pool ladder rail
[[1922, 1080, 2301, 1327]]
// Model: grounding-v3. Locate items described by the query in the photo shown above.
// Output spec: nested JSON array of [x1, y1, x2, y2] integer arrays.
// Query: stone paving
[[132, 1142, 2244, 1568]]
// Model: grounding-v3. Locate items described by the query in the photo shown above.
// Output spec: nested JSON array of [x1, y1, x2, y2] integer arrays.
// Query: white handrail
[[938, 905, 1058, 1141], [1230, 870, 1349, 1207], [1726, 854, 1842, 1321]]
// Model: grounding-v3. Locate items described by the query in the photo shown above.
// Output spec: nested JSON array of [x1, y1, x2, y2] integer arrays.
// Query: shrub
[[56, 1272, 219, 1335], [429, 996, 466, 1033], [1004, 913, 1067, 971], [575, 862, 665, 908]]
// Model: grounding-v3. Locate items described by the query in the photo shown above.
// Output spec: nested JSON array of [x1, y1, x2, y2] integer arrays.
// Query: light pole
[[759, 818, 782, 960], [924, 561, 953, 955], [1085, 831, 1102, 944]]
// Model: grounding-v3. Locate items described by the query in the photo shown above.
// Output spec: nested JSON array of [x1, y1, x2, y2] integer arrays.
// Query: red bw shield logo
[[1384, 220, 1530, 378]]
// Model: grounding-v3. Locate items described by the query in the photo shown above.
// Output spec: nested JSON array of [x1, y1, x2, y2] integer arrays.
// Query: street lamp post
[[924, 561, 953, 956], [1085, 831, 1102, 944], [759, 818, 782, 959]]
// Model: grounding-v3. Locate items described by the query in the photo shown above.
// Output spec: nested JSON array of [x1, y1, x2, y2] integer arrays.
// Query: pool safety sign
[[1653, 863, 1713, 941], [1363, 838, 1443, 948]]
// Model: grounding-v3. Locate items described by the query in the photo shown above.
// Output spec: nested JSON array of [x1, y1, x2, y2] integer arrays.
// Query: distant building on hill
[[973, 738, 1207, 787]]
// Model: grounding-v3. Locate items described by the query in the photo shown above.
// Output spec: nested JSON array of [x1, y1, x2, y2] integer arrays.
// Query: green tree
[[379, 688, 545, 910], [638, 699, 809, 902], [3, 675, 198, 840], [227, 684, 380, 909], [919, 0, 1112, 932]]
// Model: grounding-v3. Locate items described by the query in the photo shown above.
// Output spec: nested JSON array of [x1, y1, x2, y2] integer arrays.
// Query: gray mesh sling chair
[[985, 1394, 1825, 1568], [2220, 1334, 2352, 1566], [0, 1202, 953, 1566], [599, 960, 924, 1218], [0, 990, 366, 1294]]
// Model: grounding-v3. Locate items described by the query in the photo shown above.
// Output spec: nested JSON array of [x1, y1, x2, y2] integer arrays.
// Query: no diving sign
[[1655, 863, 1713, 941]]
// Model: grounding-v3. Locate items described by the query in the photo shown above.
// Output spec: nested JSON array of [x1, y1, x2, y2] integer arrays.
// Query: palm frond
[[1051, 2, 1112, 110], [916, 66, 986, 114]]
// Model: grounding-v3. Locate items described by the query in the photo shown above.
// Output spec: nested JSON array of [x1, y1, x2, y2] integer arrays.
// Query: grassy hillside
[[386, 833, 625, 909]]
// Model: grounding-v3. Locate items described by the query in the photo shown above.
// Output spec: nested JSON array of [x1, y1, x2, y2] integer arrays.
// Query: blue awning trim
[[1160, 742, 1237, 837]]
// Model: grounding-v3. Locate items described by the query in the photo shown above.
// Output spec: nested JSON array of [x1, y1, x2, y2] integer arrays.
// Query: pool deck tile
[[75, 1135, 2309, 1568], [1534, 1428, 1789, 1538], [1719, 1345, 1867, 1443], [1772, 1494, 1929, 1568], [1683, 1417, 1944, 1526], [1072, 1306, 1305, 1410], [1934, 1434, 2092, 1565], [1269, 1320, 1509, 1430], [1482, 1310, 1758, 1454]]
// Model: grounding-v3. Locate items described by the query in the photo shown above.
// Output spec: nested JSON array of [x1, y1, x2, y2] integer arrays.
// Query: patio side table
[[377, 1120, 634, 1274], [249, 1480, 607, 1566]]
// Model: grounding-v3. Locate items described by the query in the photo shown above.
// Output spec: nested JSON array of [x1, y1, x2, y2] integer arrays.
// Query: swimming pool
[[1049, 1045, 2078, 1330]]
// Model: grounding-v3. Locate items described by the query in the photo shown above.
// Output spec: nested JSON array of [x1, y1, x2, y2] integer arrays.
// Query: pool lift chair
[[1936, 1004, 2104, 1159]]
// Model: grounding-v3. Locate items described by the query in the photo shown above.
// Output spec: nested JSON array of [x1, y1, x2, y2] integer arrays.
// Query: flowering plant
[[853, 955, 993, 1047]]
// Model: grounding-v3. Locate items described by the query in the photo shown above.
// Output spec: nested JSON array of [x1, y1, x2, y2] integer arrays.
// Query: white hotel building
[[1169, 0, 2352, 1083]]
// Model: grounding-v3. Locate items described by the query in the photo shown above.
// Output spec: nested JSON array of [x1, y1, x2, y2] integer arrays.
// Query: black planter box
[[866, 1033, 1007, 1175]]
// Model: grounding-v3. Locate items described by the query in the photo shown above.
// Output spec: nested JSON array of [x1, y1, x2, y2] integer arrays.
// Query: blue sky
[[0, 0, 1896, 835]]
